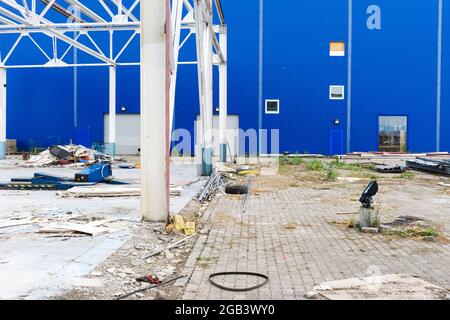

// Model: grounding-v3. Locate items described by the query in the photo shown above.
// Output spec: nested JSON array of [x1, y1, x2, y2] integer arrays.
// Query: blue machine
[[75, 163, 113, 183], [0, 163, 114, 191]]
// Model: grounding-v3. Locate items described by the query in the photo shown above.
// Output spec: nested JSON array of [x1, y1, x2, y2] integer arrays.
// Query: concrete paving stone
[[180, 181, 450, 299]]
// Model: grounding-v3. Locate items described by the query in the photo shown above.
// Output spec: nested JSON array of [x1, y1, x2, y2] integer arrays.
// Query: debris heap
[[17, 145, 113, 168]]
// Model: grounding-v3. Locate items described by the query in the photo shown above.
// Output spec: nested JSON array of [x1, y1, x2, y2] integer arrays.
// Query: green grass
[[396, 172, 415, 180], [389, 226, 440, 238], [279, 155, 305, 166], [325, 168, 339, 181], [329, 159, 374, 171], [306, 160, 326, 171]]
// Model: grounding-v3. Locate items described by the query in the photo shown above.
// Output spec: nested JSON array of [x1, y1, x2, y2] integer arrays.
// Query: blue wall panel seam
[[258, 0, 264, 155], [437, 0, 442, 152], [347, 0, 353, 153]]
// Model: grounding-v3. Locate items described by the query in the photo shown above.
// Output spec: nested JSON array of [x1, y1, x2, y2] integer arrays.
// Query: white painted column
[[140, 0, 169, 222], [219, 25, 228, 162], [169, 0, 183, 136], [0, 67, 6, 160], [202, 0, 214, 175], [108, 66, 116, 156]]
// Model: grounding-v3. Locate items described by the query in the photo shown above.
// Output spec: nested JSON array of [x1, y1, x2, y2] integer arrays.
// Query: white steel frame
[[0, 0, 227, 221]]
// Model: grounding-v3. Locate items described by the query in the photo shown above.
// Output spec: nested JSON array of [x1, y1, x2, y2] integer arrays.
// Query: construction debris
[[38, 223, 111, 237], [0, 219, 37, 229], [57, 185, 182, 198], [0, 163, 114, 191], [171, 213, 196, 235], [305, 274, 449, 300], [6, 139, 17, 155], [17, 144, 113, 168], [144, 234, 197, 259], [343, 151, 449, 161], [173, 214, 186, 232], [196, 171, 227, 203], [375, 165, 405, 173], [407, 158, 450, 176], [239, 176, 252, 214]]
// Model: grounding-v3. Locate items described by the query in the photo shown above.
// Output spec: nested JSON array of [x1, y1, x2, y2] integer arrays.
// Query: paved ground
[[182, 170, 450, 300]]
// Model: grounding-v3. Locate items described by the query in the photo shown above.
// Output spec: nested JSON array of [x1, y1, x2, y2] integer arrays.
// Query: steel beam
[[140, 0, 169, 222], [108, 66, 116, 156], [169, 0, 183, 135], [219, 25, 227, 162], [0, 67, 6, 159]]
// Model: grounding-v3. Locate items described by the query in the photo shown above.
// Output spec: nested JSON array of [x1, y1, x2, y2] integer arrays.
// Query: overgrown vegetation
[[396, 172, 415, 180], [326, 168, 339, 182], [388, 226, 440, 238], [306, 160, 325, 171], [279, 155, 305, 166], [280, 156, 382, 182]]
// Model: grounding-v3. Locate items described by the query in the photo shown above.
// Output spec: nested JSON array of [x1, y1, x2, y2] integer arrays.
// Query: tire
[[225, 184, 249, 195]]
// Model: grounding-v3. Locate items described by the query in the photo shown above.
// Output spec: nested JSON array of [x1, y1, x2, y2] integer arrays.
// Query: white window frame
[[329, 86, 345, 100], [265, 99, 280, 114]]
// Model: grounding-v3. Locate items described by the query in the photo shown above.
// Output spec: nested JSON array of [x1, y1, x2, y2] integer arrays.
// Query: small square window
[[265, 99, 280, 114], [330, 41, 345, 56], [329, 86, 345, 100]]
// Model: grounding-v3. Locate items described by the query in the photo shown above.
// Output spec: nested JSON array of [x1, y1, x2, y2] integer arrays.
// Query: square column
[[140, 0, 169, 222]]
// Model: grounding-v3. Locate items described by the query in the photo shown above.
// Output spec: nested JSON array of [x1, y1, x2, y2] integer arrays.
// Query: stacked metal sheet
[[406, 158, 450, 176]]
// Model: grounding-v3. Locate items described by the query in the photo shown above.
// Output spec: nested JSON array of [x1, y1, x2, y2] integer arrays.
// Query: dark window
[[265, 100, 279, 114]]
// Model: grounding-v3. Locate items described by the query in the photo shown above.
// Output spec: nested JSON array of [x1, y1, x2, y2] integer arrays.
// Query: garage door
[[104, 114, 140, 155]]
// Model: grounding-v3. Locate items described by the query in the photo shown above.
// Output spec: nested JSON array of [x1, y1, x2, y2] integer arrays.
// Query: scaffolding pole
[[108, 66, 117, 156], [219, 25, 228, 162], [195, 0, 214, 176], [140, 0, 169, 222]]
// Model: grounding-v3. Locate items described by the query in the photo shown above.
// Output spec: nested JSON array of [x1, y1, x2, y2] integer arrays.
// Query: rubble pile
[[17, 145, 113, 168]]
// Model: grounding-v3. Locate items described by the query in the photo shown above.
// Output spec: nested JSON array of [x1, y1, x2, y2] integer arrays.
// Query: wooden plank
[[58, 186, 182, 198], [0, 220, 36, 229], [38, 223, 110, 236]]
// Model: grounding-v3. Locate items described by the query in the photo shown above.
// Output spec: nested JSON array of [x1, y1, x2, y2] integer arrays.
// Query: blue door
[[329, 130, 344, 155]]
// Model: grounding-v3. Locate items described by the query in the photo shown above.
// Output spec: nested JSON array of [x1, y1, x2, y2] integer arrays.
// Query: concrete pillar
[[219, 25, 228, 162], [202, 0, 213, 175], [108, 66, 116, 156], [0, 67, 6, 160], [140, 0, 169, 222]]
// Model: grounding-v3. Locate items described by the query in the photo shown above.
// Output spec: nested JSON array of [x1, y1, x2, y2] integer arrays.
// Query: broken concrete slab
[[306, 274, 449, 300]]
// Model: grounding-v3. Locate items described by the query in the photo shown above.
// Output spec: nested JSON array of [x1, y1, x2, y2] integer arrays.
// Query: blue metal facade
[[1, 0, 449, 154]]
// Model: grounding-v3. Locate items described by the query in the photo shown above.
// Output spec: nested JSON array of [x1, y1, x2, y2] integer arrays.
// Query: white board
[[195, 115, 240, 158], [104, 114, 140, 155]]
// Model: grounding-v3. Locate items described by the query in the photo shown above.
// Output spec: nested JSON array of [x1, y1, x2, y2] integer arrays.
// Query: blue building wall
[[441, 1, 450, 152], [263, 0, 348, 155], [352, 0, 439, 153], [1, 0, 449, 154]]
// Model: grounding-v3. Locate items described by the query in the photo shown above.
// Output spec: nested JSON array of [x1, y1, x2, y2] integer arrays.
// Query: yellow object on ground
[[238, 170, 260, 175], [184, 221, 196, 236], [173, 214, 186, 232]]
